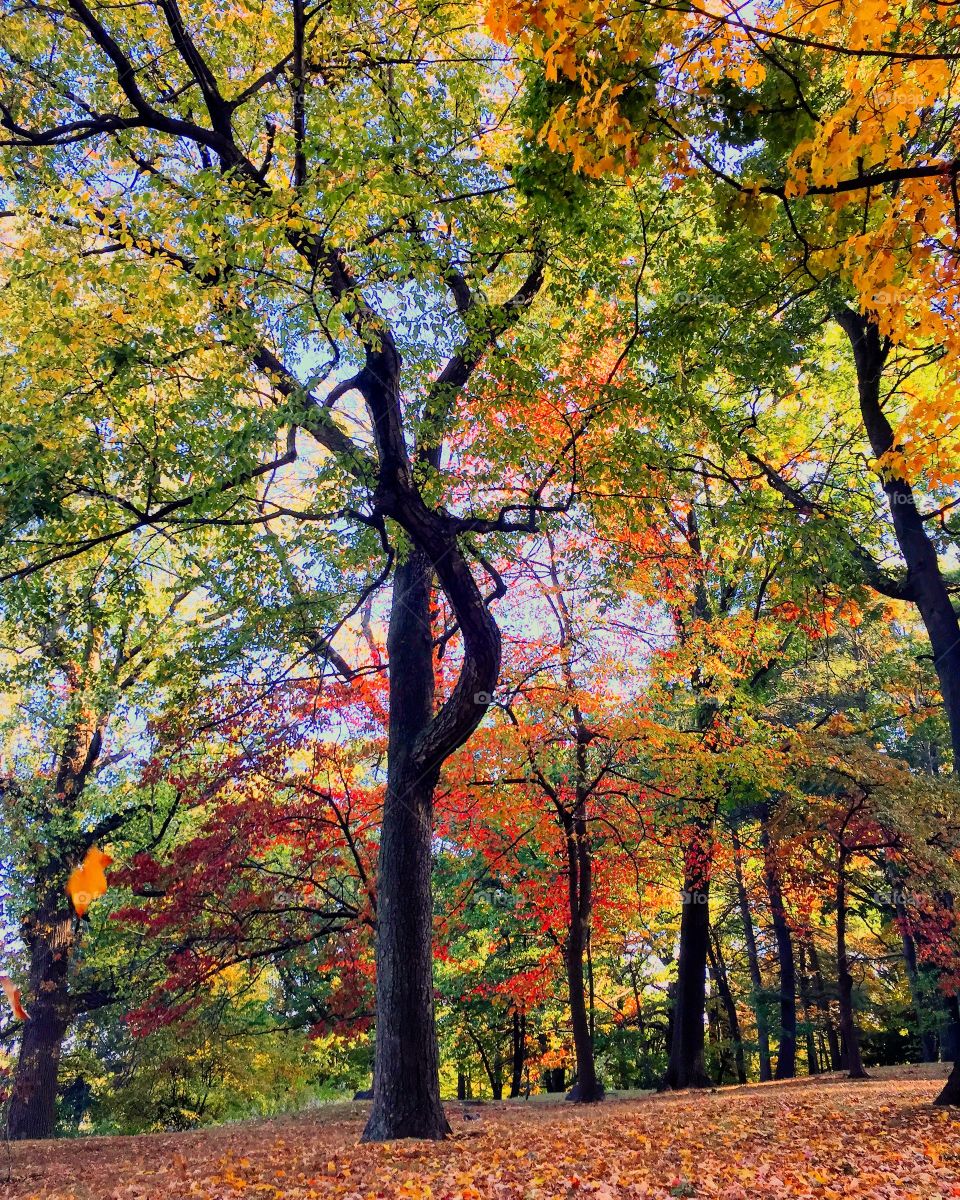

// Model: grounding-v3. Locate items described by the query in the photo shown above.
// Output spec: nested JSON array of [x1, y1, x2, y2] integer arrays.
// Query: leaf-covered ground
[[5, 1066, 960, 1200]]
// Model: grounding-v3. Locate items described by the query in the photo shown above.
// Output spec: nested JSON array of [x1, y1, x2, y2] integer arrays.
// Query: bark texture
[[662, 832, 713, 1090]]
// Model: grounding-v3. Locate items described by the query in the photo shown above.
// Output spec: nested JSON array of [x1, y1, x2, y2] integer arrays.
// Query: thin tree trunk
[[762, 817, 797, 1080], [706, 988, 727, 1083], [942, 995, 960, 1063], [807, 940, 842, 1070], [797, 942, 820, 1075], [732, 827, 772, 1081], [564, 807, 603, 1102], [662, 831, 713, 1090], [836, 851, 868, 1080], [363, 552, 450, 1141], [492, 1054, 503, 1101], [888, 869, 938, 1063], [509, 1009, 525, 1098], [708, 928, 747, 1084]]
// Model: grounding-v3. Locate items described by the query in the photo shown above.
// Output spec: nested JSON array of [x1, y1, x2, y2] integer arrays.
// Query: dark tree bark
[[936, 1059, 960, 1107], [563, 803, 603, 1103], [6, 683, 110, 1141], [6, 908, 73, 1140], [834, 308, 960, 1102], [662, 832, 713, 1090], [835, 849, 869, 1080], [509, 1008, 526, 1098], [835, 309, 960, 768], [887, 865, 939, 1063], [732, 827, 772, 1081], [706, 990, 727, 1083], [807, 939, 842, 1070], [797, 942, 820, 1075], [707, 928, 747, 1084], [542, 1060, 566, 1093], [363, 551, 450, 1141], [491, 1054, 503, 1101], [360, 246, 543, 1137], [535, 540, 603, 1105], [761, 816, 797, 1080]]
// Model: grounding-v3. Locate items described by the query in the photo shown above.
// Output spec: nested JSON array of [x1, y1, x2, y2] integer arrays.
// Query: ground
[[4, 1066, 960, 1199]]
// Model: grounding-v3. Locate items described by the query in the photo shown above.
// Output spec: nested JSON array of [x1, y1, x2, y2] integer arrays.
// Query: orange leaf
[[0, 975, 28, 1021], [66, 845, 113, 917]]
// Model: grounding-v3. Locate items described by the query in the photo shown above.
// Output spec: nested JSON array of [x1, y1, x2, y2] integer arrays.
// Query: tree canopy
[[0, 0, 959, 1156]]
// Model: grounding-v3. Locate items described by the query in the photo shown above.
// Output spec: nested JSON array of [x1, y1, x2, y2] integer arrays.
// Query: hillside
[[4, 1067, 960, 1200]]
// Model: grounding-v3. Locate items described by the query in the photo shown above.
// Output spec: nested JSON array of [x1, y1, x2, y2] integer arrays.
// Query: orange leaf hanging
[[66, 845, 113, 918]]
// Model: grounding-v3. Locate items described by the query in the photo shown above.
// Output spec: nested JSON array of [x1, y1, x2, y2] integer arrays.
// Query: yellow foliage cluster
[[487, 0, 960, 482]]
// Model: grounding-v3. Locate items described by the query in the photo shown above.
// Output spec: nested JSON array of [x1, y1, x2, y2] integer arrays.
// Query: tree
[[0, 0, 617, 1138], [0, 547, 203, 1138], [443, 529, 657, 1102]]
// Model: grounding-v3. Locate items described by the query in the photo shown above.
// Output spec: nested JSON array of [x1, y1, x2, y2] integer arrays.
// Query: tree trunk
[[7, 908, 74, 1141], [935, 1059, 960, 1105], [762, 819, 797, 1080], [708, 928, 747, 1084], [797, 942, 820, 1075], [836, 853, 868, 1080], [889, 869, 939, 1063], [837, 307, 960, 768], [363, 552, 450, 1142], [564, 808, 603, 1102], [837, 308, 960, 1101], [706, 989, 728, 1084], [491, 1054, 503, 1101], [942, 994, 960, 1063], [662, 833, 713, 1090], [544, 1067, 565, 1093], [509, 1009, 526, 1098], [807, 939, 842, 1069], [732, 827, 772, 1081]]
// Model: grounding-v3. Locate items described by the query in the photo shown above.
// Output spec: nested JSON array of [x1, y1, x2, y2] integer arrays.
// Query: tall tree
[[0, 0, 614, 1138]]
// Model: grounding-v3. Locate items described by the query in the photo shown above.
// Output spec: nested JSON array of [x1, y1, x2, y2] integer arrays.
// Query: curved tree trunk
[[838, 308, 960, 1098], [708, 928, 747, 1084], [836, 308, 960, 766], [359, 292, 520, 1137], [662, 831, 713, 1090]]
